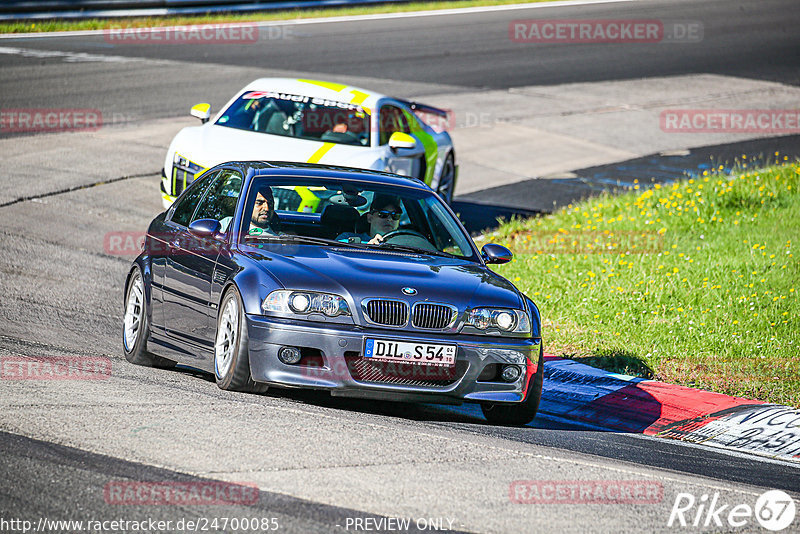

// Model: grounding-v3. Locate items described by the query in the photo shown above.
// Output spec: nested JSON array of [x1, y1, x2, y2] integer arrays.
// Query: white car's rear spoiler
[[397, 99, 450, 118]]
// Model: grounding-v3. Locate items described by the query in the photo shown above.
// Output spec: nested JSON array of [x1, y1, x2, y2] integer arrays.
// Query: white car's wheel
[[437, 153, 456, 204]]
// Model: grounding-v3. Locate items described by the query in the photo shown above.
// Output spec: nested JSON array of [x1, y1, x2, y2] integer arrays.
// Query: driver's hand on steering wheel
[[367, 234, 385, 245]]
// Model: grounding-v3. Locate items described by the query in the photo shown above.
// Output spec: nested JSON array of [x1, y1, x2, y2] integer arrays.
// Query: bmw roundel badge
[[401, 287, 417, 295]]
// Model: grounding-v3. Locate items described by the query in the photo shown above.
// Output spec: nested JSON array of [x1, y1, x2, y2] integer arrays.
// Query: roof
[[239, 78, 385, 112], [233, 161, 429, 190]]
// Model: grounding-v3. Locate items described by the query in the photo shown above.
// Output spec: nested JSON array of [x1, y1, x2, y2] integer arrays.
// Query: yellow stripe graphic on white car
[[348, 90, 369, 105], [297, 79, 372, 113], [298, 79, 348, 92], [307, 142, 335, 163]]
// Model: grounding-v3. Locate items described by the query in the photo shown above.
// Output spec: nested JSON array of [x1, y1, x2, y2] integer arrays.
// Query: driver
[[337, 194, 401, 245]]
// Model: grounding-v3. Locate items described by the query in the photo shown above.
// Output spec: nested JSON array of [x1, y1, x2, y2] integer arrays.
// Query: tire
[[122, 267, 175, 369], [214, 287, 268, 393], [481, 344, 544, 426], [437, 153, 456, 204]]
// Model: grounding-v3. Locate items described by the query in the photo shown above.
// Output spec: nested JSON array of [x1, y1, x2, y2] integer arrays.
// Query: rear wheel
[[437, 153, 456, 204], [122, 268, 175, 368], [481, 344, 544, 426], [214, 287, 268, 393]]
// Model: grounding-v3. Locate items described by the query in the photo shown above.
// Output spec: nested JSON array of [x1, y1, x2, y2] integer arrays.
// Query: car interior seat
[[250, 101, 278, 132], [354, 212, 371, 236], [320, 204, 360, 239], [264, 111, 290, 135]]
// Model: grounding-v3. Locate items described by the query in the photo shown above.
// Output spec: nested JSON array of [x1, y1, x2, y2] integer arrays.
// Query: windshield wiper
[[245, 234, 456, 257], [245, 234, 366, 248], [373, 243, 456, 258]]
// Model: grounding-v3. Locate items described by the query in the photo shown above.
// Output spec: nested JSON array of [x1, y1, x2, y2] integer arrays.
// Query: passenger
[[219, 185, 279, 235], [247, 186, 280, 235], [337, 194, 401, 245]]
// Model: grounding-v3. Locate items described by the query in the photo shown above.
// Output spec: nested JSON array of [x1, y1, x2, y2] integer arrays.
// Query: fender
[[228, 266, 282, 316], [127, 257, 152, 326], [524, 296, 542, 344]]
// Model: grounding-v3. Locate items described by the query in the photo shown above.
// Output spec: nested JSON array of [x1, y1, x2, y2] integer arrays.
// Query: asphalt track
[[1, 0, 799, 123], [2, 0, 800, 532]]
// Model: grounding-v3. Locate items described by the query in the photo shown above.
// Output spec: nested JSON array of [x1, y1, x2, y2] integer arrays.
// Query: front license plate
[[364, 339, 456, 367]]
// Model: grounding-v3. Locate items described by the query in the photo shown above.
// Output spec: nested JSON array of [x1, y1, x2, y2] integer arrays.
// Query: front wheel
[[214, 287, 268, 393], [123, 267, 175, 368], [481, 344, 544, 426]]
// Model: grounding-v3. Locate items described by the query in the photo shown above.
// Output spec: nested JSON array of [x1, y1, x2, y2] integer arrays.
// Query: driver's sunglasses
[[372, 210, 402, 221]]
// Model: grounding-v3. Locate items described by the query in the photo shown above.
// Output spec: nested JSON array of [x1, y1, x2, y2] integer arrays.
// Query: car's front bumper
[[246, 314, 540, 405]]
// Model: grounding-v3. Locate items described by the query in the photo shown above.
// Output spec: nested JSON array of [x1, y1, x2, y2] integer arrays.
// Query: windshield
[[238, 177, 477, 260], [215, 91, 370, 147]]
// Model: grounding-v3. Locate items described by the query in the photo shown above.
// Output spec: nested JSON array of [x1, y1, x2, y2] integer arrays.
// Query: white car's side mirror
[[388, 132, 417, 150], [190, 103, 211, 123]]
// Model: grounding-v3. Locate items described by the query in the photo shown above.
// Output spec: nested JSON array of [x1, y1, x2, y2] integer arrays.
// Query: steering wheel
[[380, 229, 437, 251]]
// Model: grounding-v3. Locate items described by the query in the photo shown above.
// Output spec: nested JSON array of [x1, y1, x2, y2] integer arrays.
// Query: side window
[[170, 171, 218, 227], [396, 109, 411, 134], [379, 105, 410, 145], [426, 200, 470, 257], [192, 169, 244, 233], [401, 109, 419, 133]]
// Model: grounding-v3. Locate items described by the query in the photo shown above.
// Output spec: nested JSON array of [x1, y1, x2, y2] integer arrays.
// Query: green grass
[[487, 156, 800, 407], [0, 0, 553, 33]]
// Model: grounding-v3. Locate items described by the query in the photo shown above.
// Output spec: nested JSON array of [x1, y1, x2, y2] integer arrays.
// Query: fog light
[[278, 346, 302, 365], [501, 365, 521, 382]]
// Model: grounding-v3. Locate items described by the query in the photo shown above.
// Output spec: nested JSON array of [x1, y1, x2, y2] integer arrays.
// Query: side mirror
[[481, 243, 513, 265], [188, 218, 221, 237], [190, 103, 211, 123], [388, 132, 417, 151]]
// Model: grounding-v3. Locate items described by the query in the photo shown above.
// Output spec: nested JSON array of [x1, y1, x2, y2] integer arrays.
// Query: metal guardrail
[[0, 0, 406, 20]]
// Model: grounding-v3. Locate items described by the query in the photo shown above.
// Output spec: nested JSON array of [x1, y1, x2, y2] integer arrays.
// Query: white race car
[[161, 78, 457, 209]]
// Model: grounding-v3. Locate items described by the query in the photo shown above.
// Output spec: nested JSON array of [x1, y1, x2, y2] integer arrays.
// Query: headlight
[[170, 153, 206, 196], [464, 308, 530, 335], [262, 290, 351, 318], [173, 153, 205, 175]]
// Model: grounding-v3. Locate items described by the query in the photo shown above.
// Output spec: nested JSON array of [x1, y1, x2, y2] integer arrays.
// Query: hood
[[240, 243, 523, 312], [178, 124, 371, 168]]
